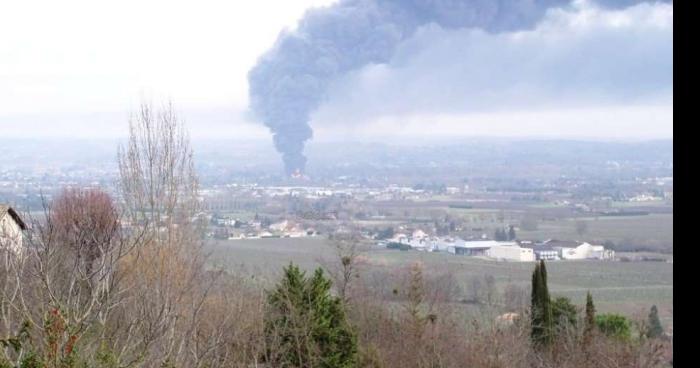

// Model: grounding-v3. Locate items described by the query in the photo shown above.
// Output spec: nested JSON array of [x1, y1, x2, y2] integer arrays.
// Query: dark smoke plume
[[247, 0, 668, 174]]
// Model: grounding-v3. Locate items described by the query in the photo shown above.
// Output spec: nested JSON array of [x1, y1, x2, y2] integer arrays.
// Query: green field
[[205, 237, 673, 328]]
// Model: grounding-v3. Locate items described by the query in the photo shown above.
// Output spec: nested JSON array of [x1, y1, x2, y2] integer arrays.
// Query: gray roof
[[453, 245, 491, 250], [542, 239, 582, 248], [0, 205, 27, 230]]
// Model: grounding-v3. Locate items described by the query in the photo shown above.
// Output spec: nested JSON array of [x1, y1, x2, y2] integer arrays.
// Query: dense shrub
[[596, 313, 632, 341]]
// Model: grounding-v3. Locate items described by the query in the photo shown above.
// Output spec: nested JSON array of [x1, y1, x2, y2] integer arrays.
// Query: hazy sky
[[1, 0, 672, 141]]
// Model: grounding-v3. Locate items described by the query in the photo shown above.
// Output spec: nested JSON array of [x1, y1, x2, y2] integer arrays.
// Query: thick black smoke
[[247, 0, 668, 175]]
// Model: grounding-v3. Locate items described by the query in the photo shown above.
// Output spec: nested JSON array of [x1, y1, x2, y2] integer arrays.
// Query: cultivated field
[[515, 213, 673, 252], [206, 237, 673, 329]]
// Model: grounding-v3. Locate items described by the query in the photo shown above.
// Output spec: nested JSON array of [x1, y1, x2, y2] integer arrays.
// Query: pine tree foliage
[[264, 263, 357, 368], [552, 296, 578, 330]]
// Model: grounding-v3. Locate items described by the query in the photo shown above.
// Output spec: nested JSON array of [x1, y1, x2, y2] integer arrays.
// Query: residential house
[[0, 205, 26, 255]]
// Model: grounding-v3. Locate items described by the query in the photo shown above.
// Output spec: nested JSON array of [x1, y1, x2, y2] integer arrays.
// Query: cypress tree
[[531, 262, 541, 336], [539, 260, 553, 345], [531, 260, 553, 347], [647, 305, 663, 338], [583, 291, 596, 347]]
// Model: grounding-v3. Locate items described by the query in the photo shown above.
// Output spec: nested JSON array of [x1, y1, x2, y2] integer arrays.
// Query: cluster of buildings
[[519, 239, 615, 261], [209, 216, 319, 240], [201, 183, 470, 209], [380, 230, 614, 262]]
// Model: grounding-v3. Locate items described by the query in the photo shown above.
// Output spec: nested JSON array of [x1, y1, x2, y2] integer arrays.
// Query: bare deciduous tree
[[118, 100, 201, 238], [113, 100, 216, 366], [0, 189, 141, 366], [322, 230, 368, 304], [51, 188, 121, 274]]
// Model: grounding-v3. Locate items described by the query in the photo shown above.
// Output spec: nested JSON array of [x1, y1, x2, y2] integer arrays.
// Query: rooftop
[[0, 204, 27, 230], [541, 239, 582, 248]]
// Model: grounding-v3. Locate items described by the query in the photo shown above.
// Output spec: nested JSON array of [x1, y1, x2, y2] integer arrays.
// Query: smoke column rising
[[247, 0, 667, 175]]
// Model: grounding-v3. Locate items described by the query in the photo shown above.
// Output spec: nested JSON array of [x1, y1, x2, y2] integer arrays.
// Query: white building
[[588, 244, 615, 260], [448, 240, 535, 262], [0, 205, 26, 255], [526, 244, 560, 261], [435, 237, 459, 252], [387, 234, 408, 248], [487, 243, 535, 262], [407, 237, 432, 251], [448, 240, 495, 256], [389, 232, 436, 251], [544, 240, 614, 260], [412, 229, 428, 239]]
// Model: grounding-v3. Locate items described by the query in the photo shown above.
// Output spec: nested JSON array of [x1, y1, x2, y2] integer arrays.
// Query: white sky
[[0, 0, 672, 141], [0, 0, 335, 113]]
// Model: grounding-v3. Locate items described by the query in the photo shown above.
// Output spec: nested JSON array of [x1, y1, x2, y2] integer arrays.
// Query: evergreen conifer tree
[[539, 260, 553, 344], [552, 296, 578, 330], [646, 305, 664, 338], [531, 260, 553, 347], [583, 291, 596, 347], [265, 263, 357, 368]]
